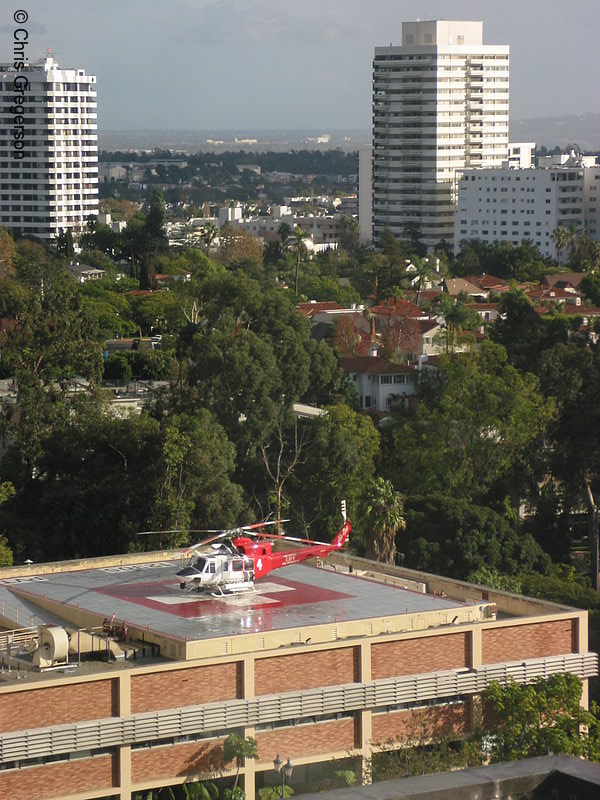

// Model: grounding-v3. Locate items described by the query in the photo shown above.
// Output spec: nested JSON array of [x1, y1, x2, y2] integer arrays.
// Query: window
[[381, 375, 392, 384]]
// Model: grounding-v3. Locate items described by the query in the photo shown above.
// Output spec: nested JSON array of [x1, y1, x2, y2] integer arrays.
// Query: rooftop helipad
[[0, 557, 479, 645]]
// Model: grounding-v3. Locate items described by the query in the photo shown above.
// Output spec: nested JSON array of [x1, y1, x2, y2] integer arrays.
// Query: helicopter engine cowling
[[233, 537, 273, 578]]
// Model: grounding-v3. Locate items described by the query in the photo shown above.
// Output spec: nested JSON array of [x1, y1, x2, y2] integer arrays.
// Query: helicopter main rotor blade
[[179, 520, 289, 555]]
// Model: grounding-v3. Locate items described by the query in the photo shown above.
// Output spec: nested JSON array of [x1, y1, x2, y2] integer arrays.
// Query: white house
[[339, 355, 418, 412]]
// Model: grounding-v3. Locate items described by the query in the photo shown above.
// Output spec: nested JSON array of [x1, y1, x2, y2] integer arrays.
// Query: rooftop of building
[[0, 555, 480, 657], [0, 541, 584, 683], [340, 356, 414, 375]]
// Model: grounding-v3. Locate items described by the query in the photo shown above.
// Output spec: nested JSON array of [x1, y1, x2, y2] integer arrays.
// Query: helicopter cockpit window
[[232, 559, 244, 571], [193, 557, 207, 571]]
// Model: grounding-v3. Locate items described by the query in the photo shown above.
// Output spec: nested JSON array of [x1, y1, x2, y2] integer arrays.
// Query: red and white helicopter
[[175, 502, 350, 595]]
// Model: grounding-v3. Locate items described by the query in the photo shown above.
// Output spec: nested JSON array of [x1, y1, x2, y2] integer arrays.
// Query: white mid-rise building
[[507, 142, 536, 169], [584, 168, 600, 241], [372, 20, 509, 248], [0, 56, 98, 241], [454, 166, 586, 258]]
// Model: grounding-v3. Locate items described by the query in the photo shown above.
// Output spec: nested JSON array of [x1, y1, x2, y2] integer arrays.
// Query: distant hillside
[[510, 113, 600, 151]]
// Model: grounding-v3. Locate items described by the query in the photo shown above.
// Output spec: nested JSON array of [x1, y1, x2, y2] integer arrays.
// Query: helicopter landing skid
[[211, 581, 256, 597]]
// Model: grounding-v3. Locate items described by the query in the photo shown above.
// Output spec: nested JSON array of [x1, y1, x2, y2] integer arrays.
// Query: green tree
[[385, 342, 555, 501], [490, 287, 569, 374], [290, 403, 380, 535], [432, 293, 479, 353], [128, 289, 186, 335], [410, 256, 437, 307], [581, 271, 600, 306], [259, 788, 293, 800], [401, 494, 550, 580], [122, 212, 149, 277], [466, 566, 522, 594], [80, 221, 119, 257], [145, 187, 169, 255], [565, 222, 583, 268], [401, 222, 427, 257], [0, 264, 102, 479], [223, 734, 258, 794], [0, 411, 162, 561], [176, 272, 342, 488], [0, 399, 244, 562], [292, 227, 308, 295], [483, 674, 600, 762], [0, 482, 15, 566], [0, 227, 16, 278], [81, 280, 138, 339], [362, 477, 406, 563], [535, 341, 600, 565], [147, 411, 246, 545], [277, 221, 292, 249], [200, 221, 218, 254], [551, 225, 569, 265]]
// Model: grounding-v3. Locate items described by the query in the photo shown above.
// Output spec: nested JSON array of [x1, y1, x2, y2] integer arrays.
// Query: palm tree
[[410, 256, 436, 307], [363, 477, 406, 564], [223, 734, 259, 794], [200, 221, 217, 254], [566, 222, 583, 268], [551, 225, 569, 266], [589, 240, 600, 272], [433, 293, 478, 353], [291, 227, 308, 295], [277, 221, 292, 250]]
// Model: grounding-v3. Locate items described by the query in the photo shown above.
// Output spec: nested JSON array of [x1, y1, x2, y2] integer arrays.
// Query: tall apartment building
[[0, 56, 98, 241], [372, 20, 509, 248]]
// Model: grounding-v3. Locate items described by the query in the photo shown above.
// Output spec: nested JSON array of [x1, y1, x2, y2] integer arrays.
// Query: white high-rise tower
[[0, 56, 98, 241], [372, 20, 509, 247]]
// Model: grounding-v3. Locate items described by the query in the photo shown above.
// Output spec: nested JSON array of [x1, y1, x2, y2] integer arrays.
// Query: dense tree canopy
[[402, 494, 550, 579], [382, 342, 554, 501], [483, 674, 600, 762]]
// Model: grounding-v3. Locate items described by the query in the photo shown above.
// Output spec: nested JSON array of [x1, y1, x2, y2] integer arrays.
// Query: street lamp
[[273, 754, 293, 798]]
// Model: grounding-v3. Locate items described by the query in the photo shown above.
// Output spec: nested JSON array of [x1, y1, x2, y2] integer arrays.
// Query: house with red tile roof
[[442, 277, 487, 300], [541, 273, 586, 292], [463, 273, 510, 293], [370, 298, 424, 319], [297, 301, 343, 319]]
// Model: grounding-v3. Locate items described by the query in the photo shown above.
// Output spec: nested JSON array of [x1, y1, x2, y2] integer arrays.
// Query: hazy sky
[[2, 0, 599, 130]]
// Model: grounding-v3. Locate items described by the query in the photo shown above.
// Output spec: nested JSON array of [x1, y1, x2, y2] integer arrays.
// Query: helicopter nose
[[176, 567, 196, 578]]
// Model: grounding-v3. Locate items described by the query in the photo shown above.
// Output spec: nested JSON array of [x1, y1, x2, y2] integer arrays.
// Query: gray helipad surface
[[1, 560, 469, 642]]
